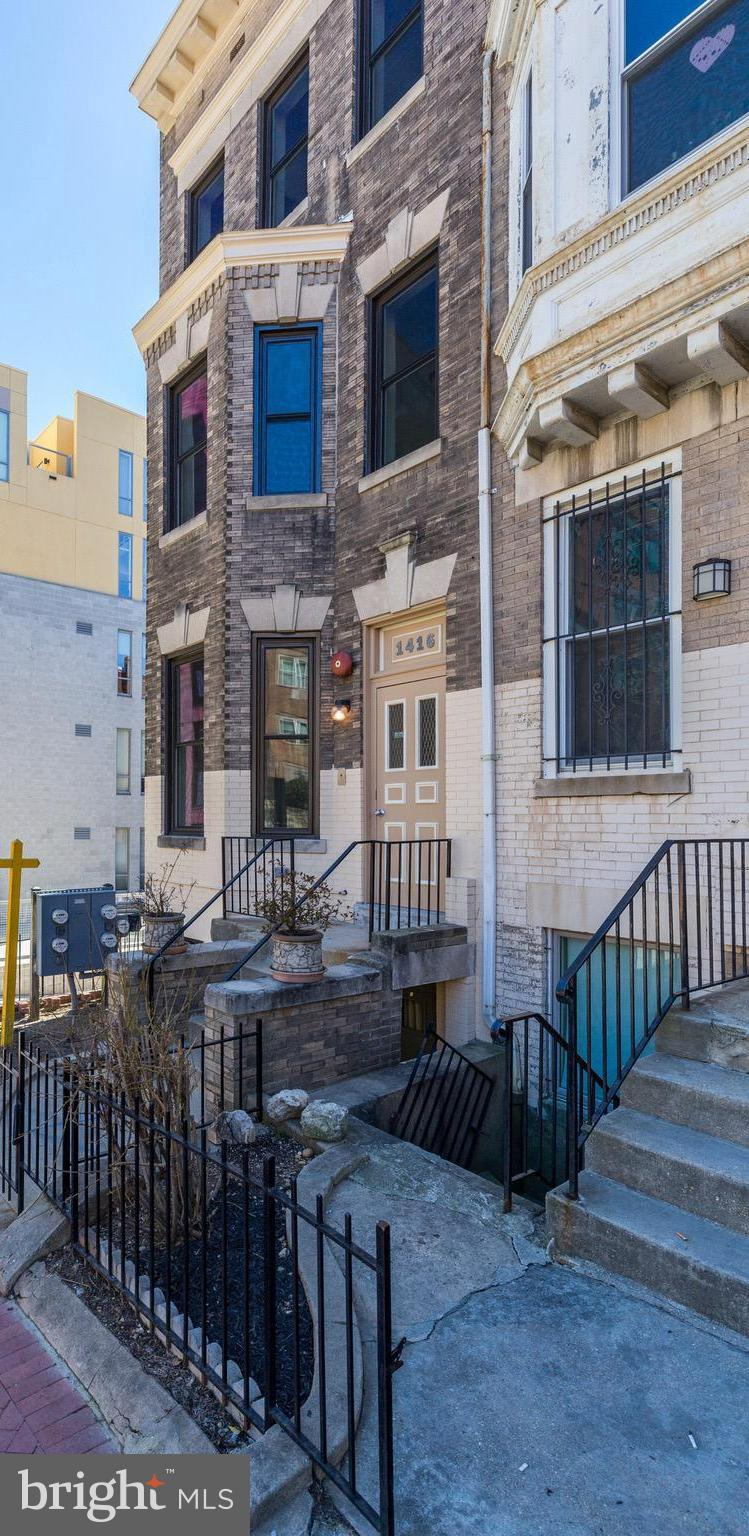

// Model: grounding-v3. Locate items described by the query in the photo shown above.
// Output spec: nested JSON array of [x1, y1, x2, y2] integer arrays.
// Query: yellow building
[[0, 363, 147, 597]]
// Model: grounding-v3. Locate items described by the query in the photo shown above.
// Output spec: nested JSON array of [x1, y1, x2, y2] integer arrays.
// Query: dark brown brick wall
[[682, 418, 749, 654]]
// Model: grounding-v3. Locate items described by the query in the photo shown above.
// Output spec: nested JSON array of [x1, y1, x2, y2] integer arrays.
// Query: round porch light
[[331, 699, 352, 723], [693, 558, 731, 601]]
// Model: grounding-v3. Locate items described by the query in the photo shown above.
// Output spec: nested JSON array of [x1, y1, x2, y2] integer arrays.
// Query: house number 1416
[[394, 630, 438, 658]]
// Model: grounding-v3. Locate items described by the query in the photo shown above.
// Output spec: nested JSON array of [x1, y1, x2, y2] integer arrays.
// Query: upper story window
[[254, 326, 321, 495], [370, 252, 438, 472], [142, 457, 148, 521], [264, 55, 309, 227], [117, 629, 132, 696], [189, 156, 224, 261], [625, 0, 749, 193], [118, 449, 133, 516], [169, 360, 208, 529], [118, 532, 133, 599], [543, 468, 681, 775], [0, 409, 9, 481], [360, 0, 423, 136], [521, 71, 533, 275]]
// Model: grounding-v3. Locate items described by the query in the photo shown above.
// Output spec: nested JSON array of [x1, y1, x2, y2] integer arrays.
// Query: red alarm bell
[[331, 650, 354, 679]]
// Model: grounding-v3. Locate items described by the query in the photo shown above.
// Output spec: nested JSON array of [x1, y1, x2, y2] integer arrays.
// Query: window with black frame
[[256, 638, 315, 835], [521, 71, 533, 274], [360, 0, 423, 135], [167, 653, 205, 835], [371, 253, 438, 471], [169, 361, 207, 529], [189, 157, 224, 261], [544, 473, 679, 773], [264, 55, 309, 227], [624, 0, 749, 192], [254, 326, 321, 494]]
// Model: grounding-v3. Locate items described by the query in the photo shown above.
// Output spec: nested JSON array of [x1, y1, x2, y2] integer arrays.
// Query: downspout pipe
[[479, 46, 497, 1026]]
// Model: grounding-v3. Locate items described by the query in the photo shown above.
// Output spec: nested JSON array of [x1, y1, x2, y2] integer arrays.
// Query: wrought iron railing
[[390, 1031, 493, 1171], [145, 838, 277, 1002], [498, 837, 749, 1208]]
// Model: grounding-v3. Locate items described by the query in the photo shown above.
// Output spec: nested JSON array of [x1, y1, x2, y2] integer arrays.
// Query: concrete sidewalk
[[325, 1127, 749, 1536], [0, 1299, 113, 1454]]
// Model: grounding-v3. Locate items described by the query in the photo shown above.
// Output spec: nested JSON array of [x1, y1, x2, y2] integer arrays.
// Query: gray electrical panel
[[36, 888, 134, 977]]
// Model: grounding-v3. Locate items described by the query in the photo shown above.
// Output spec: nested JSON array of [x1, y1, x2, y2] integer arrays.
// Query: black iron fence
[[390, 1031, 493, 1171], [498, 837, 749, 1208], [0, 1027, 395, 1534]]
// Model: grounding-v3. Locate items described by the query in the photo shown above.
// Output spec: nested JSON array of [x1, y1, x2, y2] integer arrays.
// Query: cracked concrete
[[308, 1128, 749, 1536]]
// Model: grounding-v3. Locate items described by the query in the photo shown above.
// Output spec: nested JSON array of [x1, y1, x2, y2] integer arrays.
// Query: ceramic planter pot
[[141, 912, 187, 956], [270, 929, 325, 983]]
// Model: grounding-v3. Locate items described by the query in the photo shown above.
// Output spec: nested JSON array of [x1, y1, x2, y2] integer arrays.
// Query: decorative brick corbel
[[240, 584, 332, 633], [244, 265, 334, 325], [157, 602, 210, 655]]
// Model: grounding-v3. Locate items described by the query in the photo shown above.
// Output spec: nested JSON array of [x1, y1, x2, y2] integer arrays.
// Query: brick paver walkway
[[0, 1299, 113, 1454]]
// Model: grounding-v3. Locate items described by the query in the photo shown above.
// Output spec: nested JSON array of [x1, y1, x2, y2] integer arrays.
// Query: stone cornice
[[496, 123, 749, 366], [486, 0, 536, 63], [133, 224, 353, 356]]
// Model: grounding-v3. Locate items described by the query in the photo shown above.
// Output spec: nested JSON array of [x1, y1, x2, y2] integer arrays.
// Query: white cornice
[[486, 0, 535, 63], [132, 0, 258, 130], [132, 224, 353, 355]]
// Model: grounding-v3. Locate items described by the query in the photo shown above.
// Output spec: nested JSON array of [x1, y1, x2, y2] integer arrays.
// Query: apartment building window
[[254, 327, 321, 494], [141, 729, 146, 794], [521, 71, 533, 274], [543, 468, 681, 774], [624, 0, 749, 193], [0, 409, 8, 481], [167, 652, 205, 835], [116, 728, 132, 795], [139, 826, 145, 891], [360, 0, 423, 136], [255, 637, 316, 835], [370, 252, 438, 472], [142, 536, 148, 599], [142, 457, 148, 521], [118, 532, 133, 598], [263, 55, 309, 227], [141, 633, 146, 697], [169, 360, 208, 529], [189, 156, 224, 261], [118, 449, 133, 516], [117, 630, 132, 696], [115, 828, 130, 893]]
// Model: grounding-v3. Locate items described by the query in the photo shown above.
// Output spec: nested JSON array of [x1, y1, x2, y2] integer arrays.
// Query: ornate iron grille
[[544, 465, 680, 773]]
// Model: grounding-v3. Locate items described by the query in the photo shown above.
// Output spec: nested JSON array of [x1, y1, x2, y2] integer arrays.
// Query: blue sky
[[0, 0, 176, 437]]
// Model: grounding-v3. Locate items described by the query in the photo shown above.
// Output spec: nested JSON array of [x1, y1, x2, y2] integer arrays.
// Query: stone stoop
[[548, 984, 749, 1336]]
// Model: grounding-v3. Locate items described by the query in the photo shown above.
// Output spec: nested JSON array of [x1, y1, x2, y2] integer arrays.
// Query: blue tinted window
[[0, 411, 8, 482], [362, 0, 422, 134], [142, 457, 148, 521], [118, 449, 133, 516], [626, 1, 704, 62], [373, 255, 438, 470], [255, 328, 321, 495], [265, 58, 309, 227], [118, 532, 133, 598], [142, 536, 148, 599], [627, 0, 749, 190], [190, 159, 224, 261]]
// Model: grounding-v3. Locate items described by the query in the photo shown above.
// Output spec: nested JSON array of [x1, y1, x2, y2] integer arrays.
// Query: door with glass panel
[[369, 614, 446, 915]]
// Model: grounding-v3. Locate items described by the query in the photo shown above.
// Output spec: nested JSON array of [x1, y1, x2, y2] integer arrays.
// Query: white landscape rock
[[215, 1109, 259, 1145], [299, 1102, 349, 1143], [266, 1088, 310, 1124]]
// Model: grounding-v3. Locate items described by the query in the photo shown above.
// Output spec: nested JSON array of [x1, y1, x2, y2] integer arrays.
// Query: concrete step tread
[[591, 1106, 749, 1185], [626, 1051, 749, 1105], [555, 1171, 749, 1282], [665, 986, 749, 1031]]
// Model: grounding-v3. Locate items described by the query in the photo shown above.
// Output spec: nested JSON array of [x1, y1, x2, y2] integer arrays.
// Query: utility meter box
[[36, 888, 130, 977]]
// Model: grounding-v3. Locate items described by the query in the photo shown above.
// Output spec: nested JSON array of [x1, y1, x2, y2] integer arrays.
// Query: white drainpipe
[[479, 47, 497, 1025]]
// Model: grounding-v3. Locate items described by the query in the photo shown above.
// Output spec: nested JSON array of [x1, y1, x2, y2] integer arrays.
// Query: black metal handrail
[[145, 838, 278, 1003], [555, 836, 749, 1198], [390, 1030, 493, 1171], [219, 837, 452, 986]]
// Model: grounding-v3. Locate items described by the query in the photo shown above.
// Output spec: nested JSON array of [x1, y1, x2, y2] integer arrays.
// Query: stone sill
[[279, 196, 309, 229], [358, 438, 441, 494], [346, 77, 427, 168], [246, 493, 328, 512], [534, 770, 692, 799], [158, 510, 207, 549], [205, 957, 385, 1016], [157, 834, 207, 850]]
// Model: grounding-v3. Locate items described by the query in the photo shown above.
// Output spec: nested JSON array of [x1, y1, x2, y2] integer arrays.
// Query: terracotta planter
[[141, 912, 187, 956], [270, 929, 325, 983]]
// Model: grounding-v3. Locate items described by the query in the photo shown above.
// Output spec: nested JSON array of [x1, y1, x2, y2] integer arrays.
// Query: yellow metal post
[[1, 841, 41, 1048]]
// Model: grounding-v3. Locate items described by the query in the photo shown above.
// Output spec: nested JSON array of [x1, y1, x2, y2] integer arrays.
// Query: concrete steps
[[547, 979, 749, 1334], [548, 1172, 749, 1337]]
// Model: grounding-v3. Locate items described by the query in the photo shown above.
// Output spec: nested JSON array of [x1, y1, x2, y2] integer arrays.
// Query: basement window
[[624, 0, 749, 192]]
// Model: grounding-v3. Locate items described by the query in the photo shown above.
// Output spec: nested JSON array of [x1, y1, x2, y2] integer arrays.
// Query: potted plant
[[258, 867, 348, 983], [137, 853, 196, 956]]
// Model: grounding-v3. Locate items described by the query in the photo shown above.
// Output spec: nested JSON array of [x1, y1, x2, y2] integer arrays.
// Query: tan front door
[[367, 612, 447, 914]]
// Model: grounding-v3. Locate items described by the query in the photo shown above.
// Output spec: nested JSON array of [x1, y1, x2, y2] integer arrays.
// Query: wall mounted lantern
[[693, 558, 731, 601], [331, 699, 352, 724]]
